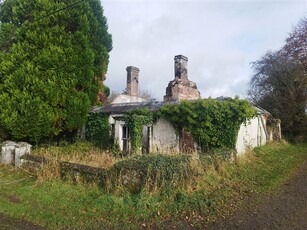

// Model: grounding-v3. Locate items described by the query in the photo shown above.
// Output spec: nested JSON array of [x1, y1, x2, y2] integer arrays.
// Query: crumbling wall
[[150, 118, 179, 153], [267, 117, 282, 141], [1, 141, 32, 166], [164, 79, 201, 102], [164, 55, 201, 102]]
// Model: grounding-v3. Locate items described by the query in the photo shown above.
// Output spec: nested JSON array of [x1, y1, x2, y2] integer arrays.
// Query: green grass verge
[[233, 142, 307, 193], [0, 142, 306, 229]]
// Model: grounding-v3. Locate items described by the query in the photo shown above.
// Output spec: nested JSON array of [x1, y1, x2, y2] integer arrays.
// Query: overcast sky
[[102, 0, 306, 101]]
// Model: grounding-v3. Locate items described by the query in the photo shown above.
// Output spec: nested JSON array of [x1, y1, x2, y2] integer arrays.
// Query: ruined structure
[[1, 141, 32, 166], [111, 66, 145, 104], [164, 55, 201, 102], [99, 55, 279, 155], [126, 66, 139, 97]]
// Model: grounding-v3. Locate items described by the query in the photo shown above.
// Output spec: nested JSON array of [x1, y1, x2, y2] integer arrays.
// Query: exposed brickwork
[[164, 55, 201, 102], [126, 66, 139, 96]]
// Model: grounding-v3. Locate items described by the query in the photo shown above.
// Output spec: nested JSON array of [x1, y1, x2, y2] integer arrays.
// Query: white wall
[[236, 115, 267, 155], [150, 118, 179, 153], [108, 114, 268, 155]]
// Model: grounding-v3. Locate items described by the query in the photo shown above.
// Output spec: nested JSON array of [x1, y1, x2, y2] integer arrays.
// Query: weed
[[32, 141, 117, 169], [0, 142, 306, 229]]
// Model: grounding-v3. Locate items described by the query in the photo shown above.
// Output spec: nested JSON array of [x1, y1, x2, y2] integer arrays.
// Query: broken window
[[122, 125, 130, 155]]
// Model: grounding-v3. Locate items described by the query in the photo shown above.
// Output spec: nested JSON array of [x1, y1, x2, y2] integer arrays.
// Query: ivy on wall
[[157, 98, 256, 152], [125, 108, 153, 155], [85, 113, 110, 149], [86, 98, 256, 154]]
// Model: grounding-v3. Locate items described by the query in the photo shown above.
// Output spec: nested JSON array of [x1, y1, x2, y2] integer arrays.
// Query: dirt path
[[0, 213, 44, 230], [211, 161, 307, 230]]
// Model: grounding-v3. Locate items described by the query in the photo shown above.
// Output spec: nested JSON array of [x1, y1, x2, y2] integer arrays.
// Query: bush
[[106, 154, 204, 194], [85, 113, 110, 149]]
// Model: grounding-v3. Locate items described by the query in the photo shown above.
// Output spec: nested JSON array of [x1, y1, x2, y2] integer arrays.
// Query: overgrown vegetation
[[158, 98, 256, 152], [0, 0, 112, 143], [112, 98, 256, 155], [124, 108, 153, 154], [0, 142, 305, 229], [107, 154, 203, 194], [85, 113, 111, 149], [248, 17, 306, 141], [32, 141, 116, 168]]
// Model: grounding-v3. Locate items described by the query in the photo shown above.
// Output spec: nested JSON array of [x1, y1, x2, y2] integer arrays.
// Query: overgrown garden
[[0, 142, 306, 229]]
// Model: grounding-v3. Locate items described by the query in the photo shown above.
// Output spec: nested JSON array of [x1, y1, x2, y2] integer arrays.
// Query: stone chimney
[[164, 55, 201, 102], [126, 66, 139, 96], [174, 55, 188, 80]]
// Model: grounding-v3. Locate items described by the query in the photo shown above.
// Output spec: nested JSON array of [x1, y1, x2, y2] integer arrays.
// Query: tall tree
[[0, 0, 112, 143], [249, 17, 307, 140]]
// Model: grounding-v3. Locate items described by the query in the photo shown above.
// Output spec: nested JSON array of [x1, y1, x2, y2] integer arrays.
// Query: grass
[[233, 141, 307, 193], [32, 141, 117, 169], [0, 142, 306, 229]]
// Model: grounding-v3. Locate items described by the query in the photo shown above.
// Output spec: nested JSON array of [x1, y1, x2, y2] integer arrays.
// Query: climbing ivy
[[85, 113, 110, 149], [157, 98, 256, 152], [125, 108, 153, 155], [111, 98, 256, 155]]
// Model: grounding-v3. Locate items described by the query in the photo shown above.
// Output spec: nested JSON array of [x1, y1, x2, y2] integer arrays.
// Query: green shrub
[[85, 113, 110, 149], [107, 154, 204, 194]]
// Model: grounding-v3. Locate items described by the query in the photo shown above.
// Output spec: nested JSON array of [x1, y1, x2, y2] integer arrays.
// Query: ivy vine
[[157, 98, 256, 152], [124, 108, 153, 154], [86, 98, 256, 155], [85, 113, 110, 149]]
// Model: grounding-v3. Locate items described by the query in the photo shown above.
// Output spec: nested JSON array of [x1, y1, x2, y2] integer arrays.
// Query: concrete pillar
[[1, 141, 17, 164], [15, 142, 31, 166], [1, 141, 31, 166]]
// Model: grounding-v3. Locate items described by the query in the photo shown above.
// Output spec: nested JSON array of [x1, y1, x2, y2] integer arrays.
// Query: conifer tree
[[0, 0, 112, 143]]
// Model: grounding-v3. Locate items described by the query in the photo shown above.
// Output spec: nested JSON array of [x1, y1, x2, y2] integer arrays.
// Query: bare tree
[[248, 17, 307, 141], [138, 89, 154, 101]]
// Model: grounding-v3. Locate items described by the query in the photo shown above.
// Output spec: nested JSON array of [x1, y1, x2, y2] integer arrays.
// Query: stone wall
[[164, 78, 201, 102]]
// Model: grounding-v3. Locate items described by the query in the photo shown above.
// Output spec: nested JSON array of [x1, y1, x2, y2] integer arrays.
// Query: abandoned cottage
[[90, 55, 281, 155]]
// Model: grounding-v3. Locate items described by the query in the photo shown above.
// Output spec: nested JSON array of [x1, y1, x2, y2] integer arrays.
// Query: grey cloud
[[103, 0, 306, 101]]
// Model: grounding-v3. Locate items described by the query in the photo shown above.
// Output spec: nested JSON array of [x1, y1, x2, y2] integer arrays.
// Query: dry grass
[[32, 142, 117, 169], [36, 160, 60, 184]]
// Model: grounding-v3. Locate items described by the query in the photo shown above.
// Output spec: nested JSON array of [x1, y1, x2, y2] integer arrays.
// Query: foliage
[[85, 113, 110, 149], [107, 154, 201, 193], [0, 142, 306, 228], [157, 98, 256, 152], [0, 0, 112, 143], [248, 17, 307, 141], [124, 108, 153, 154]]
